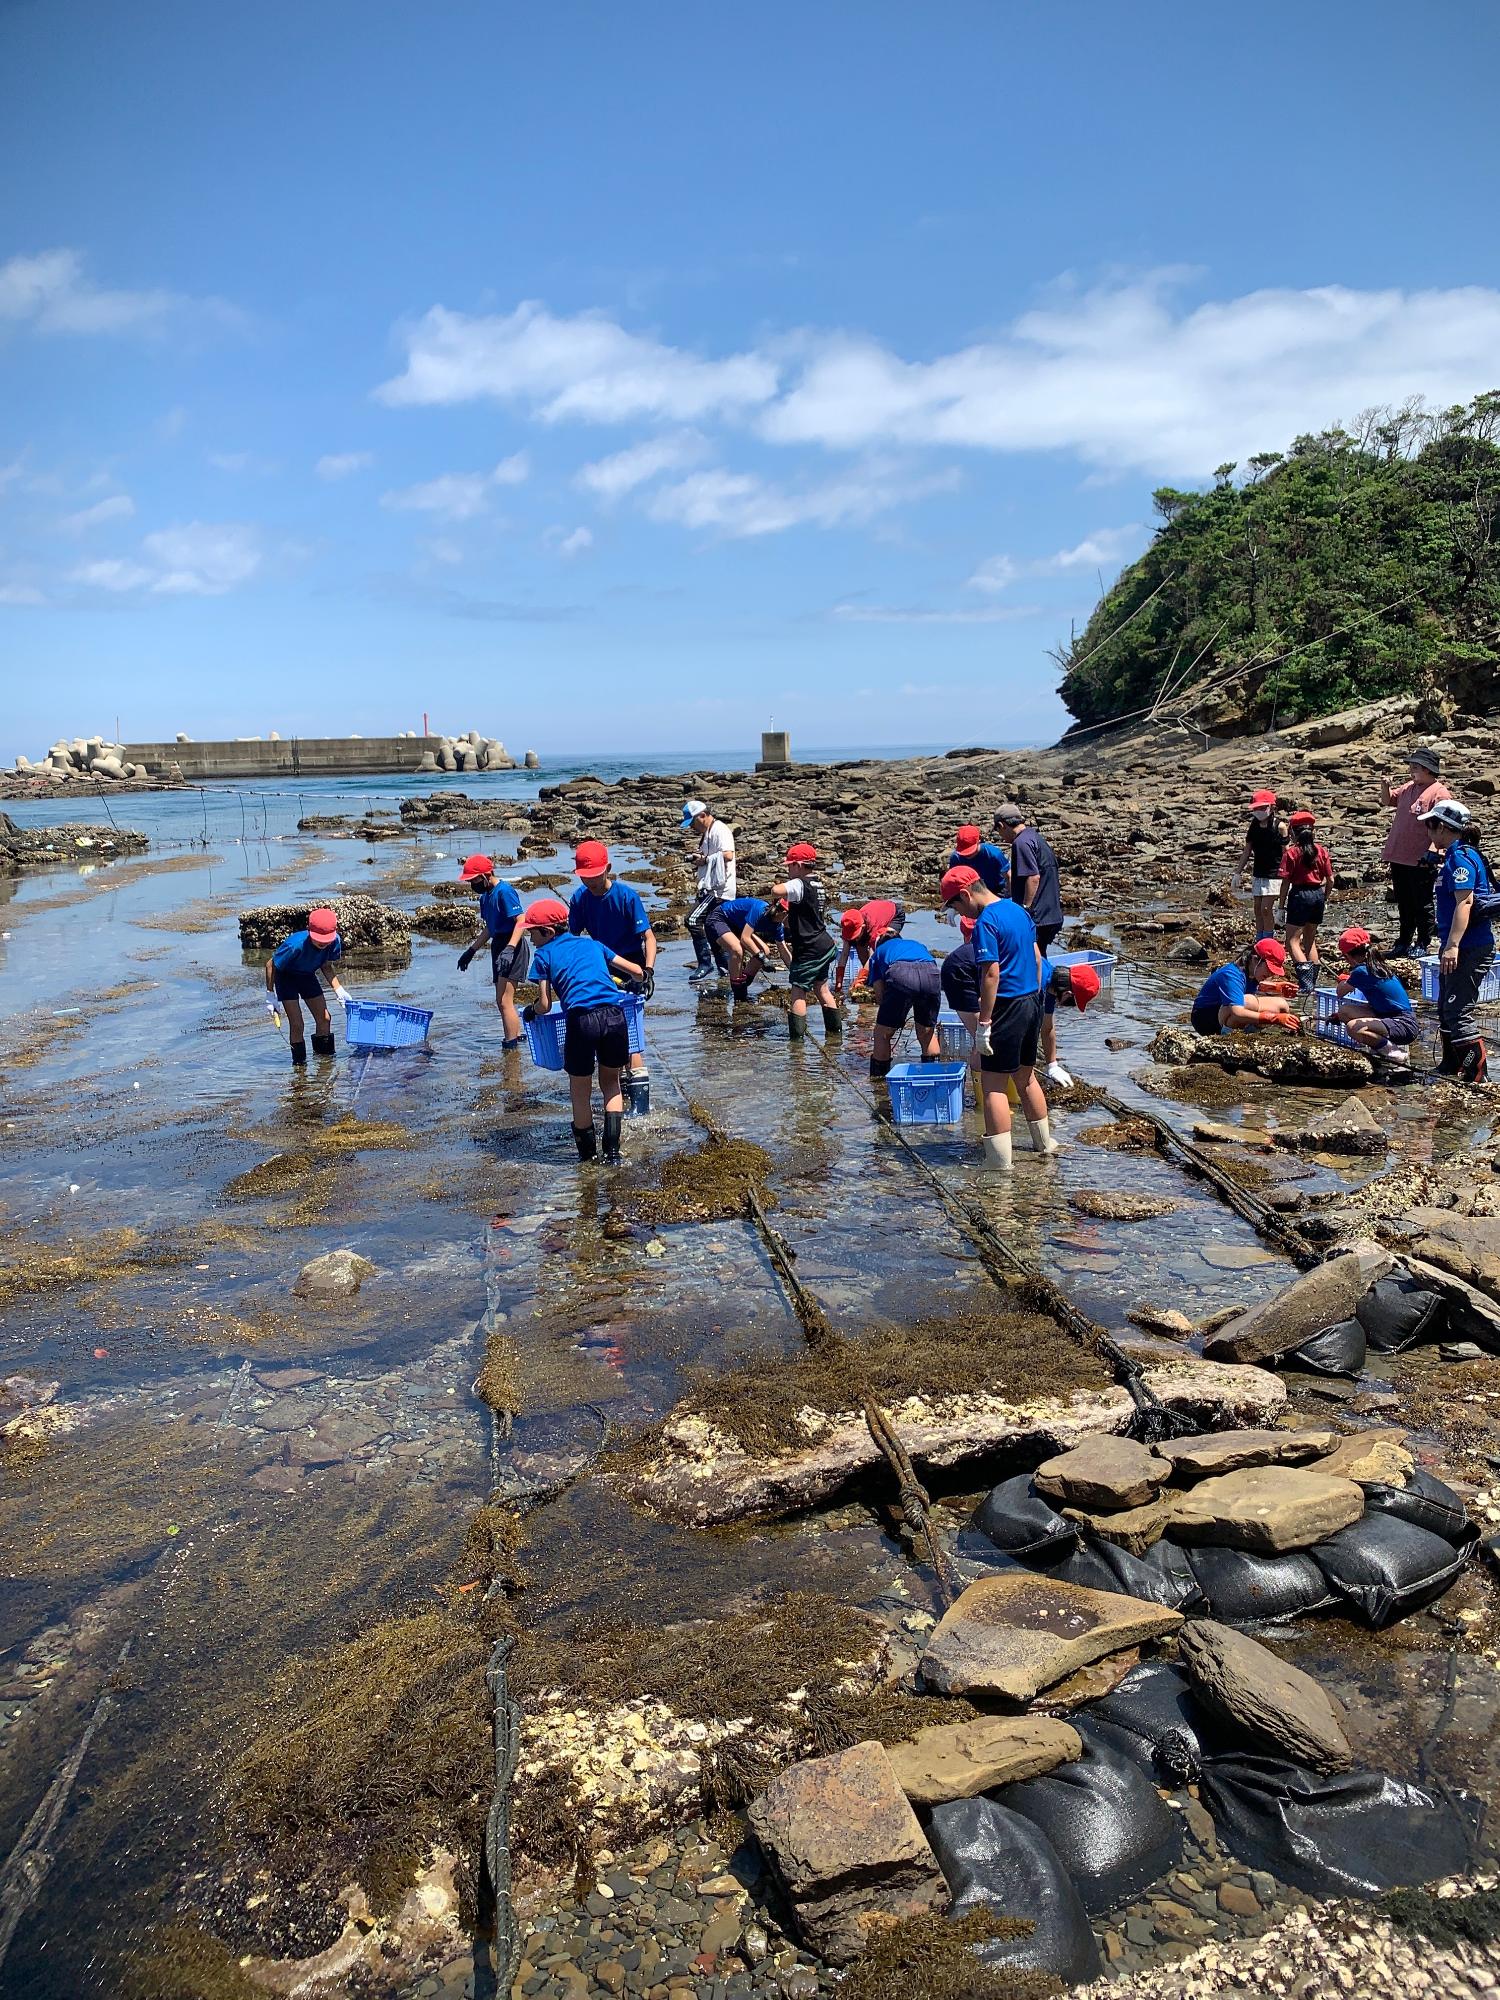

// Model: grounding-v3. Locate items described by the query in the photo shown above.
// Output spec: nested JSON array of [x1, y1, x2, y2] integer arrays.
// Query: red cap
[[839, 910, 863, 942], [307, 906, 338, 945], [459, 853, 494, 881], [1253, 937, 1287, 969], [954, 824, 981, 855], [520, 897, 570, 930], [1067, 963, 1103, 1011], [574, 839, 610, 879], [1250, 790, 1277, 809], [786, 842, 818, 864], [940, 864, 980, 905], [1338, 926, 1371, 953], [959, 916, 976, 941], [1287, 809, 1316, 828]]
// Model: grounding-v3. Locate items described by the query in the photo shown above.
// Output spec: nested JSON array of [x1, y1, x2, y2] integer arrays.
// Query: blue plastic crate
[[342, 998, 433, 1050], [523, 1009, 566, 1071], [1312, 988, 1360, 1049], [886, 1061, 969, 1125], [936, 1009, 973, 1059], [1050, 947, 1117, 989], [621, 990, 646, 1055], [1420, 955, 1500, 1005]]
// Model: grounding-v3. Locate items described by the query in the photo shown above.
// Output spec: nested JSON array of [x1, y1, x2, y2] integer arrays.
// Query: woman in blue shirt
[[1331, 927, 1418, 1069], [522, 898, 644, 1165], [1422, 799, 1495, 1082], [456, 854, 528, 1048], [263, 906, 347, 1067], [867, 930, 942, 1077]]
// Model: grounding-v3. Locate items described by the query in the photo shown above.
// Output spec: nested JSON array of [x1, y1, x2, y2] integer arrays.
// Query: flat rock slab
[[1067, 1190, 1181, 1222], [1062, 1497, 1175, 1554], [1033, 1644, 1142, 1712], [620, 1360, 1286, 1525], [1156, 1428, 1336, 1481], [1405, 1213, 1500, 1304], [1167, 1465, 1365, 1553], [1178, 1619, 1353, 1773], [1128, 1306, 1195, 1339], [1204, 1241, 1393, 1365], [1315, 1428, 1413, 1486], [919, 1573, 1181, 1702], [747, 1741, 948, 1965], [1273, 1095, 1387, 1156], [886, 1715, 1081, 1805], [1034, 1433, 1169, 1509]]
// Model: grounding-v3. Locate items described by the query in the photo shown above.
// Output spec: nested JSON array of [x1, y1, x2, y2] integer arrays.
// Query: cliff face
[[1057, 394, 1500, 740]]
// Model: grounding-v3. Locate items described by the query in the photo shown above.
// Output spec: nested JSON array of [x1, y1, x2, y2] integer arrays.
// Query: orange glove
[[1272, 1010, 1304, 1034]]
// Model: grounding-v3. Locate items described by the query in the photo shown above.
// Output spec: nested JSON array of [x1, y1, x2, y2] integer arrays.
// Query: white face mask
[[1252, 807, 1271, 820]]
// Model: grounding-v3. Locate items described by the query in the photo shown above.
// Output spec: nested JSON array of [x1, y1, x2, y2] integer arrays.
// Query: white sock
[[1027, 1116, 1060, 1156], [982, 1131, 1013, 1173]]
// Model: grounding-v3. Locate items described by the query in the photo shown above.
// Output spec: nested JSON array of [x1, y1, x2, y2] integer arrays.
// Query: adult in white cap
[[681, 798, 736, 983], [1380, 745, 1450, 957], [1421, 797, 1495, 1082]]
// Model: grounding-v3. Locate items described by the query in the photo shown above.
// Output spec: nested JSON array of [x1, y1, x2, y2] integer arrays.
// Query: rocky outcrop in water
[[0, 811, 149, 872], [236, 893, 412, 955]]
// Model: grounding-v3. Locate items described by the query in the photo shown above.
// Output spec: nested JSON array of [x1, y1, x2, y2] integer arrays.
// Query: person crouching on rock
[[1277, 810, 1335, 993], [1332, 928, 1419, 1075], [833, 898, 906, 999], [265, 906, 348, 1067], [1190, 939, 1302, 1036], [867, 925, 942, 1078], [940, 864, 1054, 1170], [568, 840, 656, 1113], [711, 896, 785, 998], [521, 899, 643, 1165], [456, 854, 528, 1048], [1232, 789, 1285, 943], [767, 844, 840, 1042], [1040, 959, 1103, 1088]]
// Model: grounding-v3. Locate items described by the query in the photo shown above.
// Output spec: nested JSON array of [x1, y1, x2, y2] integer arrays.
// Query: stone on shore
[[885, 1715, 1082, 1805], [918, 1573, 1182, 1701], [1203, 1241, 1393, 1365], [1061, 1496, 1176, 1554], [1314, 1427, 1414, 1485], [1149, 1023, 1374, 1085], [746, 1741, 948, 1965], [1127, 1305, 1195, 1339], [236, 893, 411, 955], [1404, 1212, 1500, 1303], [1166, 1465, 1365, 1553], [1273, 1095, 1387, 1156], [1067, 1189, 1180, 1221], [1155, 1428, 1336, 1481], [1033, 1434, 1170, 1510], [1178, 1619, 1354, 1773], [1400, 1256, 1500, 1351], [294, 1249, 376, 1298]]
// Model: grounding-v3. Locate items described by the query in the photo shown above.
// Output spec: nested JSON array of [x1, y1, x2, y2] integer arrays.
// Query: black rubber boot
[[290, 1039, 307, 1068], [821, 1004, 842, 1037], [572, 1123, 598, 1162], [311, 1031, 336, 1057], [1436, 1032, 1460, 1076], [602, 1111, 623, 1164], [1456, 1038, 1489, 1084], [870, 1057, 892, 1080], [789, 1011, 807, 1042], [625, 1071, 650, 1116]]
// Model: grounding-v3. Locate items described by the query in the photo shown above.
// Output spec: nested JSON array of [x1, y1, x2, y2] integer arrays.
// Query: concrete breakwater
[[14, 728, 537, 783]]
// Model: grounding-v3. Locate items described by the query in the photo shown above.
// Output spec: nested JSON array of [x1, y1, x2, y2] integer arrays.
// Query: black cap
[[1410, 744, 1441, 774]]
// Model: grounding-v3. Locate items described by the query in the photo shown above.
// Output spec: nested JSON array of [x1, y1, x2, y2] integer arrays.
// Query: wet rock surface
[[1034, 1433, 1170, 1509], [1166, 1465, 1367, 1552], [236, 891, 413, 953], [885, 1714, 1082, 1804], [918, 1573, 1182, 1700], [1177, 1619, 1354, 1771]]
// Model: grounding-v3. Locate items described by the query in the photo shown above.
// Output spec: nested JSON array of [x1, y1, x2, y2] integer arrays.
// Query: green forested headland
[[1058, 393, 1500, 734]]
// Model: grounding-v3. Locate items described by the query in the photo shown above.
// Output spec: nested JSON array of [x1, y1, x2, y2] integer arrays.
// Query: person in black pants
[[995, 803, 1063, 955], [1380, 746, 1451, 957]]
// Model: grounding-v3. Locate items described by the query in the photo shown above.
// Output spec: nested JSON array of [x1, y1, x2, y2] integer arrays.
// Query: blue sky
[[3, 1, 1499, 756]]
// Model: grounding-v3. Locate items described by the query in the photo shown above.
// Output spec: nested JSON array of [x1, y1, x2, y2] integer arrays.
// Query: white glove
[[331, 977, 349, 1002], [975, 1022, 993, 1057], [1046, 1061, 1074, 1088], [265, 997, 281, 1026]]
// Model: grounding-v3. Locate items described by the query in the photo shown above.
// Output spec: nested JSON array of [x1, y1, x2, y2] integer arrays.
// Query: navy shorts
[[273, 968, 326, 1004], [875, 960, 941, 1030], [1361, 1009, 1419, 1045], [564, 1003, 629, 1077], [1286, 886, 1326, 927], [704, 905, 740, 949], [1190, 1004, 1224, 1037], [978, 991, 1043, 1073], [490, 935, 531, 984]]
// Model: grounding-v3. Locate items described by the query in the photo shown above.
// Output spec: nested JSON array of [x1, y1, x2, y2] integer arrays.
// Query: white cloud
[[575, 430, 707, 500], [967, 522, 1147, 593], [832, 602, 1041, 625], [376, 301, 779, 422], [553, 526, 593, 557], [316, 451, 375, 480], [646, 460, 960, 539], [207, 450, 278, 474], [70, 558, 155, 591], [59, 494, 136, 534], [0, 248, 236, 338], [966, 555, 1019, 594], [381, 454, 530, 522], [70, 522, 261, 597]]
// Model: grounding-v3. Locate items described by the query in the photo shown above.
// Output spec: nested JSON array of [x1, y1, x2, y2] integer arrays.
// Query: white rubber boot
[[1027, 1116, 1060, 1156], [982, 1131, 1013, 1174]]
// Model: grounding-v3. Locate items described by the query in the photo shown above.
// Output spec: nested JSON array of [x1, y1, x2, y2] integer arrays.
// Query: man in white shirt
[[682, 798, 736, 982]]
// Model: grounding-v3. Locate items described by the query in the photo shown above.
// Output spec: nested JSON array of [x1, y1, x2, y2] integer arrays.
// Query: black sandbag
[[1310, 1512, 1469, 1627], [926, 1793, 1102, 1986], [1198, 1752, 1479, 1898], [970, 1472, 1078, 1559], [1283, 1316, 1368, 1377], [1046, 1533, 1204, 1612], [1356, 1273, 1446, 1353], [1361, 1468, 1474, 1547], [1085, 1660, 1246, 1782], [993, 1726, 1185, 1913], [1185, 1543, 1341, 1625]]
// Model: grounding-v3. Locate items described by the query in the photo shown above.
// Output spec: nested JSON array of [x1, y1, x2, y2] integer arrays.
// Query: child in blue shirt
[[1331, 927, 1417, 1071], [569, 840, 656, 1110], [522, 899, 644, 1164], [264, 906, 347, 1067], [709, 895, 784, 998], [867, 932, 942, 1077], [456, 854, 528, 1047], [1190, 939, 1302, 1036]]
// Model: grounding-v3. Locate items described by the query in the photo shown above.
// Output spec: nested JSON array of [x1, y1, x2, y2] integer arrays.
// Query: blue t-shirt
[[531, 933, 626, 1014], [972, 899, 1040, 997], [951, 842, 1010, 895], [720, 896, 780, 938], [940, 939, 980, 1013], [868, 936, 934, 985], [1437, 844, 1495, 955], [569, 880, 650, 957], [1009, 828, 1063, 930], [1193, 964, 1249, 1016], [273, 929, 342, 974], [479, 880, 523, 940], [1343, 965, 1414, 1017]]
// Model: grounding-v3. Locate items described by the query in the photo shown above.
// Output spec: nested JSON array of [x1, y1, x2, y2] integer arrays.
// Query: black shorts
[[703, 905, 740, 949], [978, 991, 1043, 1073], [273, 967, 326, 1004], [875, 959, 941, 1030], [1362, 1010, 1419, 1045], [563, 1003, 629, 1077], [1190, 1004, 1224, 1037], [1286, 886, 1326, 926], [491, 935, 531, 984]]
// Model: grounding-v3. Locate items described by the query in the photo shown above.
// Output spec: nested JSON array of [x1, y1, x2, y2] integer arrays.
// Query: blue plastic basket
[[621, 990, 646, 1055], [1420, 955, 1500, 1005], [1312, 989, 1360, 1048], [886, 1061, 969, 1125], [523, 1010, 567, 1071], [936, 1009, 973, 1059], [1050, 947, 1117, 989], [342, 998, 433, 1050]]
